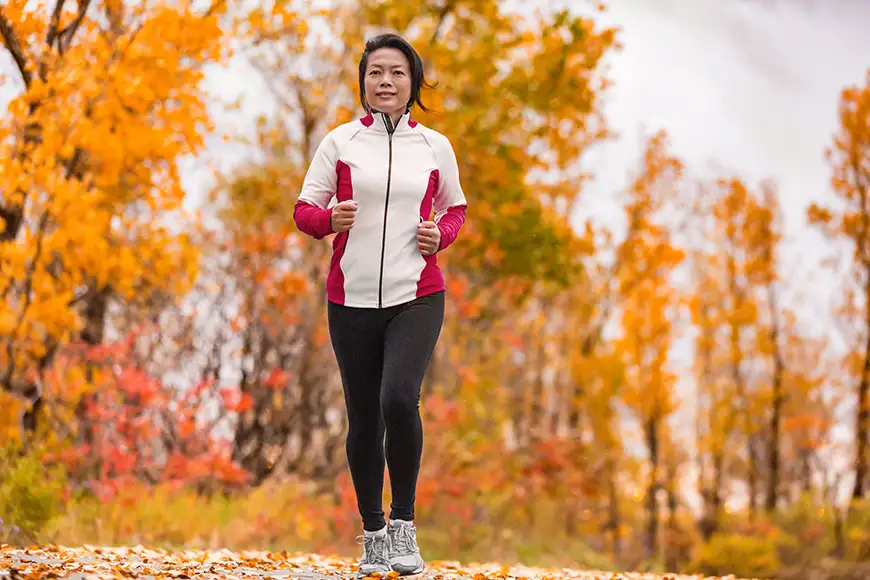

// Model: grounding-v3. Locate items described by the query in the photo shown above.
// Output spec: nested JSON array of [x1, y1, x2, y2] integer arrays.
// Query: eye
[[394, 70, 405, 76]]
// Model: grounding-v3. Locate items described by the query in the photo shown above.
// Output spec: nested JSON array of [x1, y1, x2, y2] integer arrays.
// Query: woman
[[293, 33, 467, 578]]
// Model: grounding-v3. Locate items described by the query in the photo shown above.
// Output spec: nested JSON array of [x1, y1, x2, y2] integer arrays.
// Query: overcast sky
[[581, 0, 870, 305]]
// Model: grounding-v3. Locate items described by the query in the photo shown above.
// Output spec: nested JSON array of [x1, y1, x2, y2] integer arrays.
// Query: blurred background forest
[[1, 1, 870, 579]]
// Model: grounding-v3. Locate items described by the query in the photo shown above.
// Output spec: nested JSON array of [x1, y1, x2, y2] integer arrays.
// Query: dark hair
[[358, 33, 436, 114]]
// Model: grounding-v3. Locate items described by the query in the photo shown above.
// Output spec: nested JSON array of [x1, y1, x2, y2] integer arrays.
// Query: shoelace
[[391, 524, 417, 555], [356, 534, 390, 566]]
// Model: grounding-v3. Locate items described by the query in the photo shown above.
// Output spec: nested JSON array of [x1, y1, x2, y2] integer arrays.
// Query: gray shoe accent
[[388, 520, 425, 576], [355, 528, 392, 578]]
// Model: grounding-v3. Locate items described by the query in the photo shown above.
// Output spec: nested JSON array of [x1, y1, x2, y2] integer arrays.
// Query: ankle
[[364, 525, 387, 535]]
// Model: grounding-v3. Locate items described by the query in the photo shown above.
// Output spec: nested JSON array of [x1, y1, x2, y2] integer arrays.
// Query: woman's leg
[[380, 290, 445, 523], [328, 301, 389, 532]]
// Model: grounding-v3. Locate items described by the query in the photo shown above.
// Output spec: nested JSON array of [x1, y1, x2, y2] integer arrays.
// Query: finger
[[418, 221, 437, 229], [418, 226, 437, 237]]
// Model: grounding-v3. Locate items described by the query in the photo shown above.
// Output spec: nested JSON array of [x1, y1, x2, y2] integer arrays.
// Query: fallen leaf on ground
[[0, 545, 756, 580]]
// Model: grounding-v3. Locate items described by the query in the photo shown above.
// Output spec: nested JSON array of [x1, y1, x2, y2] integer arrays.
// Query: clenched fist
[[417, 221, 441, 256], [331, 200, 358, 233]]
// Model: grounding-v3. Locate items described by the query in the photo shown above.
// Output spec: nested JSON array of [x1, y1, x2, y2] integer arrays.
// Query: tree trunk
[[529, 318, 547, 442], [748, 439, 758, 520], [608, 464, 622, 559], [854, 323, 870, 499], [802, 449, 813, 494], [833, 506, 846, 559], [765, 297, 784, 512], [65, 287, 110, 471], [700, 452, 724, 542], [665, 475, 679, 572], [645, 417, 659, 560]]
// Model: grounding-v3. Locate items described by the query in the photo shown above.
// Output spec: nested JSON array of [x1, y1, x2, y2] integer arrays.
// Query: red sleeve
[[293, 200, 334, 240], [436, 205, 466, 251]]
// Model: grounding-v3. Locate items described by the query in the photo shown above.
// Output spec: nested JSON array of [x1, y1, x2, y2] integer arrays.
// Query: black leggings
[[328, 291, 444, 531]]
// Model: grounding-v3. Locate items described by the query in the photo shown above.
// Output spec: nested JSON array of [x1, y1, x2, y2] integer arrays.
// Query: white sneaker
[[355, 526, 392, 578], [388, 519, 425, 575]]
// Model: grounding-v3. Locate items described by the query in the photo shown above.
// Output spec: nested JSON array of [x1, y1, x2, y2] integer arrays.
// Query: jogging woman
[[293, 33, 467, 577]]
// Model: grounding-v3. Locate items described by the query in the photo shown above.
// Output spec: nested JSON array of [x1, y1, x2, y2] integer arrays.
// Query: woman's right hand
[[331, 200, 358, 233]]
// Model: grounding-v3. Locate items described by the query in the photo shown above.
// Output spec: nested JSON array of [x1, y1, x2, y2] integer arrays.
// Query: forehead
[[366, 47, 409, 69]]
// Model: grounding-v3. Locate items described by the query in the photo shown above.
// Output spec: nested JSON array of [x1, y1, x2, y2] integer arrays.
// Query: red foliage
[[45, 332, 252, 502], [265, 368, 291, 389], [220, 387, 255, 413]]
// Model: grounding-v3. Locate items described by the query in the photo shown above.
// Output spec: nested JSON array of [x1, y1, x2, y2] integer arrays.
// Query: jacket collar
[[361, 110, 414, 134]]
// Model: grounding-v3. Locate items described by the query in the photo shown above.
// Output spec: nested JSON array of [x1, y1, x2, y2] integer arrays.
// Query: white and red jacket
[[294, 110, 467, 308]]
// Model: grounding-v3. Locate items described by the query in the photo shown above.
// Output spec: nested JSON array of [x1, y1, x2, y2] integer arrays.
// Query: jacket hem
[[327, 285, 446, 309]]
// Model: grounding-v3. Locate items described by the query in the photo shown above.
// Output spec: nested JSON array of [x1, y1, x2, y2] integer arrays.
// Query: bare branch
[[430, 0, 455, 44], [57, 0, 92, 54], [0, 8, 32, 87], [46, 0, 69, 49]]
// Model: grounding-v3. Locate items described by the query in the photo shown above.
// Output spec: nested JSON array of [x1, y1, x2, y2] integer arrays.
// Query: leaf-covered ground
[[0, 545, 745, 580]]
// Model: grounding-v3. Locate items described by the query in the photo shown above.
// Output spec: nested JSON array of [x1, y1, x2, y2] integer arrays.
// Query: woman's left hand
[[417, 221, 441, 256]]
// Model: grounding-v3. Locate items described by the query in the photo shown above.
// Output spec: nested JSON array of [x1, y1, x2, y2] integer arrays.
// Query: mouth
[[376, 92, 396, 98]]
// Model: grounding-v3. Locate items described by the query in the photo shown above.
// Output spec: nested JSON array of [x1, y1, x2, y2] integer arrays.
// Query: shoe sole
[[393, 573, 427, 579], [356, 571, 393, 579], [394, 565, 426, 577]]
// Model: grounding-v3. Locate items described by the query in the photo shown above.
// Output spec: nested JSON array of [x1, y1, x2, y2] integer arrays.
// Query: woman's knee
[[380, 388, 419, 423], [346, 410, 383, 437]]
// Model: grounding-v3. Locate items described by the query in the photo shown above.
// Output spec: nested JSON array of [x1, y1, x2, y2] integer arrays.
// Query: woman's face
[[364, 47, 412, 118]]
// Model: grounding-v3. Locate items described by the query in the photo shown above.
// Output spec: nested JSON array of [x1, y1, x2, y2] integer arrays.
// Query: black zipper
[[377, 113, 395, 308]]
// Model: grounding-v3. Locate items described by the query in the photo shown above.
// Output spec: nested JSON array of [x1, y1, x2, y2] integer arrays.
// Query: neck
[[373, 109, 406, 130], [389, 110, 405, 126]]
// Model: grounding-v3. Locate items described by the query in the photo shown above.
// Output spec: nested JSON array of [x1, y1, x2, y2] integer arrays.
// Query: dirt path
[[0, 545, 743, 580]]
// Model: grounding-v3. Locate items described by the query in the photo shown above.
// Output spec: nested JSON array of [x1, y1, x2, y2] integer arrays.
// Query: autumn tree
[[612, 130, 684, 561], [687, 173, 800, 537], [807, 67, 870, 500], [0, 1, 234, 443], [743, 181, 842, 515], [688, 245, 731, 540], [755, 181, 786, 513], [619, 271, 682, 560]]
